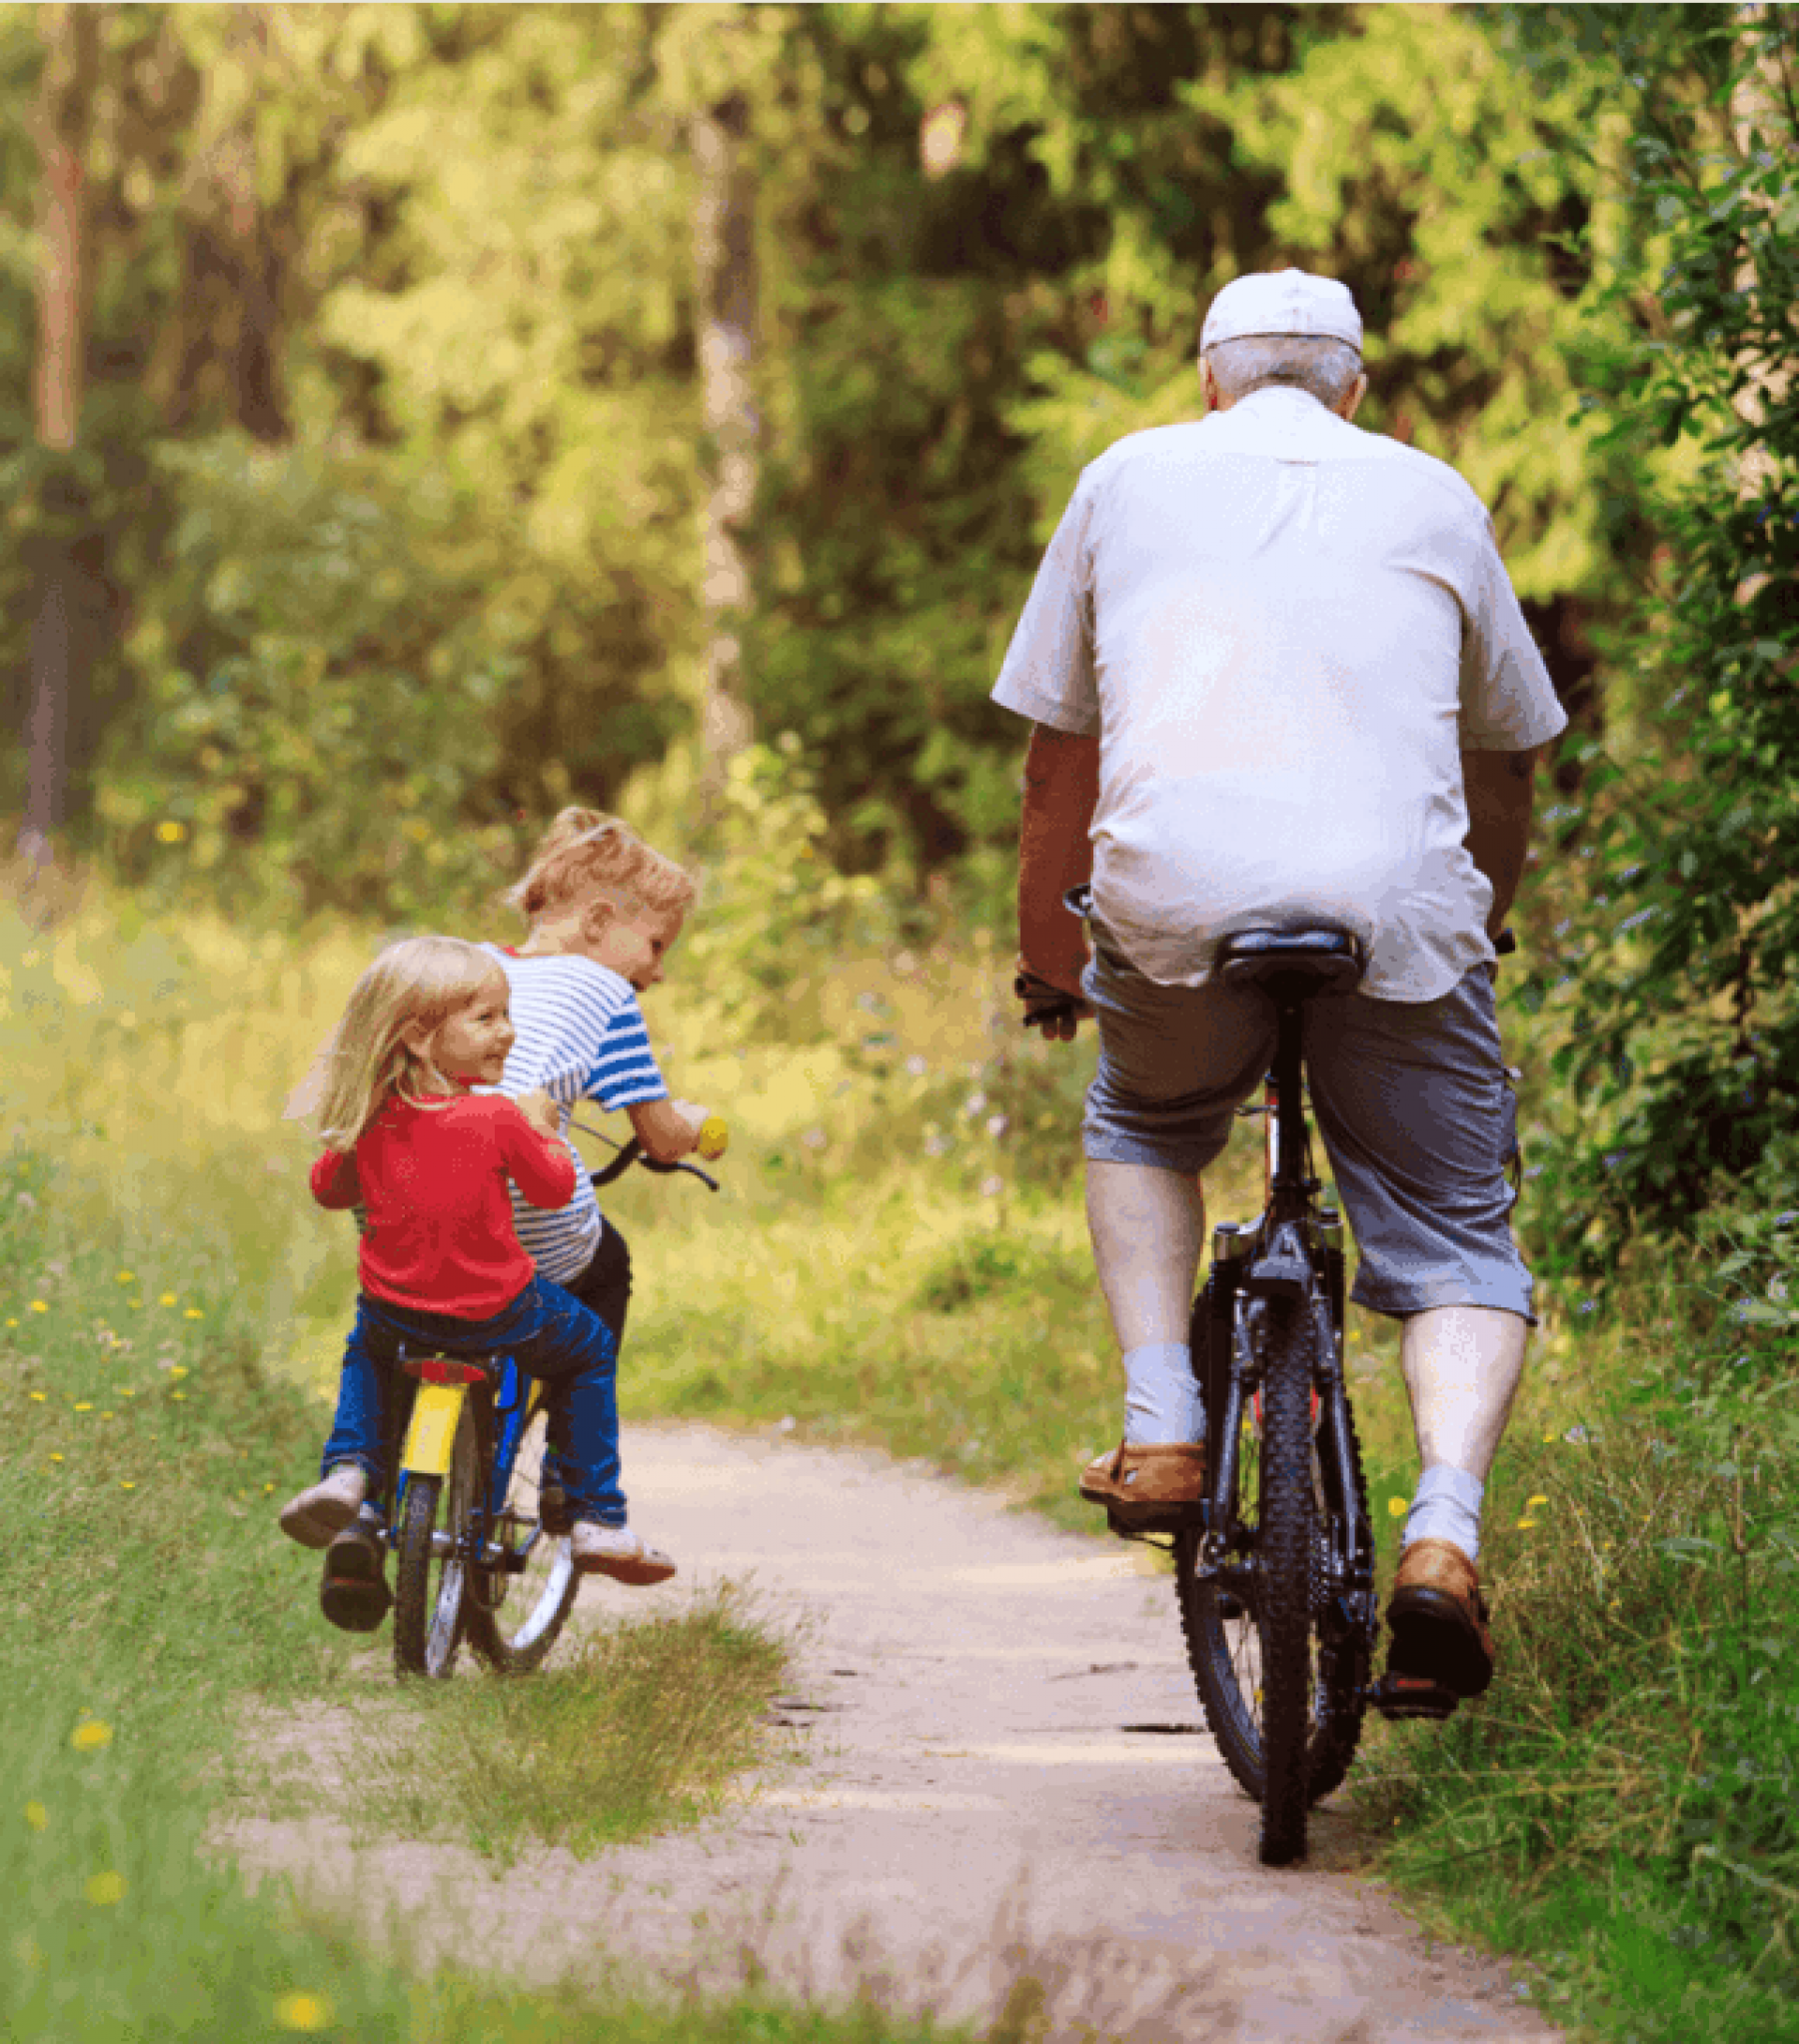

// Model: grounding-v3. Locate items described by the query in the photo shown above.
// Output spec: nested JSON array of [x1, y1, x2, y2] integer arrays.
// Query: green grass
[[341, 1585, 792, 1861]]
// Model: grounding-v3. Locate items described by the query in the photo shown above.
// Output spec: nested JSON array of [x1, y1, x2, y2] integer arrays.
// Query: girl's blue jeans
[[319, 1275, 624, 1525]]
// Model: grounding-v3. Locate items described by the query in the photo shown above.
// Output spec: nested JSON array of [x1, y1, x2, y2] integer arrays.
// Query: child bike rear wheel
[[466, 1406, 578, 1673], [393, 1401, 479, 1679]]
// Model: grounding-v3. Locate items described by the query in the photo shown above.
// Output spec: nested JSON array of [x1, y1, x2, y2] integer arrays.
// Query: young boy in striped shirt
[[479, 810, 714, 1550]]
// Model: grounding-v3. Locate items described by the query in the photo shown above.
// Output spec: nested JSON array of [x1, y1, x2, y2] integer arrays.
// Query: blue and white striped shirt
[[481, 948, 669, 1283]]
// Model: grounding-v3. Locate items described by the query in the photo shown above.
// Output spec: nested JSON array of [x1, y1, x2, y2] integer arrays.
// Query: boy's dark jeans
[[319, 1269, 624, 1524]]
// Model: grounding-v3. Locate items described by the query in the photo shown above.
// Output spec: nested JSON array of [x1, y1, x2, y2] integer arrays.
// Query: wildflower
[[1386, 1496, 1408, 1518], [171, 1392, 187, 1402], [168, 1365, 189, 1380], [71, 1720, 113, 1752], [274, 1992, 335, 2033], [29, 1391, 45, 1403], [74, 1401, 93, 1413], [158, 1292, 177, 1307], [1516, 1517, 1537, 1530], [28, 1301, 48, 1314], [155, 820, 187, 845], [5, 1317, 16, 1327], [1526, 1493, 1548, 1509], [120, 1481, 136, 1492], [48, 1453, 64, 1464], [116, 1270, 134, 1284], [24, 1801, 47, 1832], [84, 1871, 126, 1906], [184, 1308, 203, 1320]]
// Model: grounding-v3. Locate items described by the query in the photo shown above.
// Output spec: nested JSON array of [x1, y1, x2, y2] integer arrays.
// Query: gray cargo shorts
[[1081, 937, 1533, 1323]]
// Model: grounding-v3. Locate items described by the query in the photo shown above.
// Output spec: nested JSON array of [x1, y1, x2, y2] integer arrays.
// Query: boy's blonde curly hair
[[506, 808, 696, 925]]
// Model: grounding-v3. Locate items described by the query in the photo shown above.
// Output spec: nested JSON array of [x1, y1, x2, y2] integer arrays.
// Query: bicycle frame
[[1200, 994, 1376, 1688]]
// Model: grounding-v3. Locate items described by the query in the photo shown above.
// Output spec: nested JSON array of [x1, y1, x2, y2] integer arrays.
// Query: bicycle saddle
[[1215, 927, 1366, 1000]]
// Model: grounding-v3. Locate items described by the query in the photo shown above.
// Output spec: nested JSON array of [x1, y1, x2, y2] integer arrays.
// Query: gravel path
[[226, 1423, 1562, 2043]]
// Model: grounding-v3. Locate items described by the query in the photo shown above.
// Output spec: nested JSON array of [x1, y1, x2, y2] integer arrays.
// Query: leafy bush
[[1524, 14, 1799, 1272]]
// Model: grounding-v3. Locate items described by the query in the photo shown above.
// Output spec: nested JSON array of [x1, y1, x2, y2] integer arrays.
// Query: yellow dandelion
[[48, 1453, 64, 1464], [1516, 1517, 1537, 1530], [29, 1391, 45, 1403], [263, 1482, 275, 1494], [158, 1292, 177, 1307], [5, 1316, 17, 1327], [71, 1720, 113, 1753], [1526, 1493, 1548, 1509], [120, 1481, 136, 1492], [274, 1990, 335, 2032], [1386, 1496, 1408, 1518], [84, 1871, 126, 1907], [120, 1388, 136, 1398], [184, 1308, 203, 1320], [155, 820, 187, 845], [74, 1402, 93, 1413], [168, 1365, 189, 1380], [100, 1410, 113, 1420], [28, 1301, 48, 1314], [1541, 1430, 1556, 1444], [116, 1271, 135, 1284], [171, 1391, 186, 1402], [24, 1800, 47, 1832]]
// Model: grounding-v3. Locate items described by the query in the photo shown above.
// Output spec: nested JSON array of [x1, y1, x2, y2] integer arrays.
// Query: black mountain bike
[[1168, 926, 1380, 1866]]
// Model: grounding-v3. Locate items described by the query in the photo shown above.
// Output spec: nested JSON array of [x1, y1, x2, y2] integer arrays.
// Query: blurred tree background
[[1, 2, 1793, 1271]]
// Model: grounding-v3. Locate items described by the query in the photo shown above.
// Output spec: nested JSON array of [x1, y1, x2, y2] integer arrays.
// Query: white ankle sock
[[1121, 1341, 1204, 1445], [1402, 1463, 1484, 1562]]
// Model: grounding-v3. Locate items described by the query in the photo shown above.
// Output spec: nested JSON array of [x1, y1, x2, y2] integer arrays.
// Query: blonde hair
[[506, 808, 697, 926], [314, 936, 505, 1152]]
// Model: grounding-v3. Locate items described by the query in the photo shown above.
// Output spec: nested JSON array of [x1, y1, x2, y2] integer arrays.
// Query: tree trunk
[[19, 3, 102, 872], [691, 90, 758, 813]]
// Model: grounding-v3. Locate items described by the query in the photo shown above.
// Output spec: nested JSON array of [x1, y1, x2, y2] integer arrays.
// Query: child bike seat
[[1215, 928, 1366, 1002]]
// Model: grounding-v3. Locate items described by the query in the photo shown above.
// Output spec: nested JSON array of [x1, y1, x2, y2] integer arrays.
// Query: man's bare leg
[[1084, 1158, 1205, 1444], [1397, 1305, 1529, 1561]]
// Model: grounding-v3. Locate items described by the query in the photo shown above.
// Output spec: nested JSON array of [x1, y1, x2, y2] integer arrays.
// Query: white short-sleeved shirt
[[990, 387, 1568, 1002], [480, 948, 669, 1283]]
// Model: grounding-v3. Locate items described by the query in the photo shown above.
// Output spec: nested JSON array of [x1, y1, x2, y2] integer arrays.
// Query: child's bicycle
[[377, 1119, 727, 1681]]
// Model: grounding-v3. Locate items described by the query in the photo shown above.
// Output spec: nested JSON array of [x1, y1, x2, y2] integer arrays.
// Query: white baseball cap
[[1200, 268, 1363, 353]]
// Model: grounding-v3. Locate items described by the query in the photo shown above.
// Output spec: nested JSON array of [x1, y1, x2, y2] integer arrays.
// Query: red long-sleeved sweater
[[311, 1092, 577, 1318]]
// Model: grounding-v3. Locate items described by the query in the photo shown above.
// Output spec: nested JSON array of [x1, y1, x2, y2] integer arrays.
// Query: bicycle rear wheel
[[1256, 1289, 1321, 1864], [393, 1399, 478, 1679], [466, 1404, 578, 1673], [1178, 1282, 1368, 1859]]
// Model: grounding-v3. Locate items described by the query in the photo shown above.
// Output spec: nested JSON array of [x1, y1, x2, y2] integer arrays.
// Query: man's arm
[[1460, 745, 1540, 939], [1017, 723, 1099, 1032]]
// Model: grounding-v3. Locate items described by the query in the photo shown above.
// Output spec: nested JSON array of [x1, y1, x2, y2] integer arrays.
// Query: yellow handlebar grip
[[697, 1115, 729, 1161]]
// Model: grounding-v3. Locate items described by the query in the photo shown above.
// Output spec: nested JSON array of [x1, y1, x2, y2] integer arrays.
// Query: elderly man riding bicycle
[[995, 268, 1566, 1710]]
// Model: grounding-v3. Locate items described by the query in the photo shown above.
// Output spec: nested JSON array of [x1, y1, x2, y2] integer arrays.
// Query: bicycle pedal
[[539, 1484, 572, 1537], [1370, 1672, 1459, 1722]]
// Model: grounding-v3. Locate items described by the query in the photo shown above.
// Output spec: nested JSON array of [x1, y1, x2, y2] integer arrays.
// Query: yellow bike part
[[402, 1382, 467, 1478]]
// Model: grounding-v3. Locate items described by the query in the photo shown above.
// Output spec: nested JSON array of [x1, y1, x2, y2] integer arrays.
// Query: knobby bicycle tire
[[1306, 1391, 1373, 1804], [1256, 1288, 1320, 1866], [393, 1399, 479, 1679], [466, 1405, 579, 1674]]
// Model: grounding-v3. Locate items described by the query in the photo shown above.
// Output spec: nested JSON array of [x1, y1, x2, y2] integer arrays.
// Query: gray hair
[[1203, 334, 1363, 408]]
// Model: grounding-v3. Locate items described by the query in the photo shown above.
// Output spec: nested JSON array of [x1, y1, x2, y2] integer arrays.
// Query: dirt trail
[[226, 1424, 1561, 2042]]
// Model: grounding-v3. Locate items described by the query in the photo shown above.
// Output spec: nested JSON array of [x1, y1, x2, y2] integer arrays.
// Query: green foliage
[[683, 739, 896, 1043], [1355, 1285, 1799, 2039], [1517, 13, 1799, 1269]]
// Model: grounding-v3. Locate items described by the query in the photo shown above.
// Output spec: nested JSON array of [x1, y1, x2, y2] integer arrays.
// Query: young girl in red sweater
[[278, 934, 675, 1590]]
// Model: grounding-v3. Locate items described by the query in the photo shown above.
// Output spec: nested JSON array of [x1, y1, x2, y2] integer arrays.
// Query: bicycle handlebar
[[579, 1114, 728, 1193]]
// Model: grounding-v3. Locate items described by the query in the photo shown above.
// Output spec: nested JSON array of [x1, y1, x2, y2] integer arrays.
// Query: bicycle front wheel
[[466, 1404, 578, 1674], [393, 1400, 478, 1680]]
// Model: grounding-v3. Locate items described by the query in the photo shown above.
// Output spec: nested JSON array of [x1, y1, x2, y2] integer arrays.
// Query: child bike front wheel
[[465, 1403, 578, 1673]]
